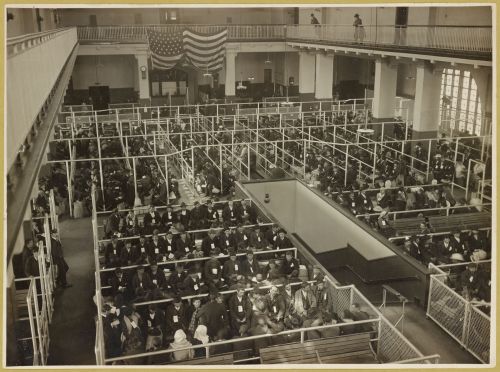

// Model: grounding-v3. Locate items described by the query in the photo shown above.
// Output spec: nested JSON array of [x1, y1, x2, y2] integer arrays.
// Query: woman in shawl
[[191, 324, 210, 358], [168, 329, 194, 362], [121, 306, 145, 364]]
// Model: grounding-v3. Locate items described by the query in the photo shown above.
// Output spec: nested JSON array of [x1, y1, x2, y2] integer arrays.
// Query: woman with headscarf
[[168, 329, 194, 362], [191, 325, 210, 358]]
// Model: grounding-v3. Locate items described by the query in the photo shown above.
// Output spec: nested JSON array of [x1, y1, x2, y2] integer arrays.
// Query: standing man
[[353, 14, 365, 43], [310, 13, 320, 25], [50, 230, 71, 288]]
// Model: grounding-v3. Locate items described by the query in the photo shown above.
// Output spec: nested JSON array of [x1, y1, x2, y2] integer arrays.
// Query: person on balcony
[[310, 13, 320, 25], [353, 14, 365, 43]]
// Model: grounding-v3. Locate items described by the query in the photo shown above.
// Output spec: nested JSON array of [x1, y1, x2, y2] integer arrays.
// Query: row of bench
[[390, 212, 491, 236], [163, 332, 376, 365]]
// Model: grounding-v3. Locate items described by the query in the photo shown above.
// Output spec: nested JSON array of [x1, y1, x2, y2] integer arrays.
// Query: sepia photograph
[[4, 4, 495, 367]]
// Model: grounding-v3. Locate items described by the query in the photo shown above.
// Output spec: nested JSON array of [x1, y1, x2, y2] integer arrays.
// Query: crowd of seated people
[[99, 265, 375, 364], [397, 228, 491, 266], [102, 198, 259, 238]]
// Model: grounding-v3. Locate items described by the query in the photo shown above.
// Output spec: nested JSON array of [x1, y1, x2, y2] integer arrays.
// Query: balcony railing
[[287, 24, 492, 53], [76, 24, 492, 54]]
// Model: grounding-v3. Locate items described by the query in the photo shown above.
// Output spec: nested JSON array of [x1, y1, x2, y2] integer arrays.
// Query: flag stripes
[[146, 27, 228, 72]]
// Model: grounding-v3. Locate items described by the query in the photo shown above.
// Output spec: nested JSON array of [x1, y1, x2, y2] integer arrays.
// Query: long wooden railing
[[75, 24, 492, 54]]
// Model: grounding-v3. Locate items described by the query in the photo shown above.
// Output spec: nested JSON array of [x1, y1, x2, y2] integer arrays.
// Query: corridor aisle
[[47, 217, 96, 365]]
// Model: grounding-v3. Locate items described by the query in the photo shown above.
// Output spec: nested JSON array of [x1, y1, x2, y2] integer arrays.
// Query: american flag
[[183, 28, 228, 72], [146, 28, 184, 70]]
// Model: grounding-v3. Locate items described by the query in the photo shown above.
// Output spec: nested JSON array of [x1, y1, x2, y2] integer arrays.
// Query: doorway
[[89, 15, 97, 26], [394, 7, 408, 45], [88, 86, 110, 110]]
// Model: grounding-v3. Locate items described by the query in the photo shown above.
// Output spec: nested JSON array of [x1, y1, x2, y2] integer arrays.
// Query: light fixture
[[203, 64, 212, 77], [248, 76, 255, 81], [237, 73, 246, 90], [265, 53, 272, 64]]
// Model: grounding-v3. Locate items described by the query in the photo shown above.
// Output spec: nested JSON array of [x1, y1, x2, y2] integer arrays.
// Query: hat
[[180, 202, 186, 207], [450, 253, 465, 262], [228, 248, 237, 256]]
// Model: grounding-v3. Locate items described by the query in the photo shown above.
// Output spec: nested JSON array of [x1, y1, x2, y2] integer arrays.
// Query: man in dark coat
[[198, 292, 228, 338], [50, 230, 71, 288]]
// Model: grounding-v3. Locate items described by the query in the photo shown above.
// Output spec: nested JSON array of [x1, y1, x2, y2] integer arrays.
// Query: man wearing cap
[[143, 205, 161, 234], [241, 199, 258, 224], [105, 235, 123, 268], [223, 248, 241, 283], [189, 201, 203, 229], [240, 249, 261, 280], [202, 228, 218, 257], [313, 276, 332, 316], [273, 229, 293, 251], [222, 198, 241, 224], [204, 248, 225, 291], [459, 263, 481, 300], [228, 286, 252, 336], [161, 205, 177, 231], [148, 229, 166, 262], [216, 225, 236, 254], [109, 268, 130, 300], [163, 230, 176, 260], [174, 229, 194, 259], [182, 265, 206, 296], [148, 261, 167, 294], [247, 225, 268, 251], [436, 235, 457, 263], [178, 202, 190, 229], [265, 225, 280, 248], [131, 265, 153, 301], [201, 199, 218, 228], [50, 229, 71, 288], [165, 296, 189, 341], [266, 285, 286, 324], [120, 239, 141, 267], [144, 303, 166, 351], [451, 229, 470, 258], [233, 223, 250, 249], [168, 264, 188, 295], [198, 291, 228, 339], [282, 250, 300, 279]]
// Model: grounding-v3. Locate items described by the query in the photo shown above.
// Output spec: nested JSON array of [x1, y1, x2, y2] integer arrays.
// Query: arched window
[[439, 68, 482, 136]]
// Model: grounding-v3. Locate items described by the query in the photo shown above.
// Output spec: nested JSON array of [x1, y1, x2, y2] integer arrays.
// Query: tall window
[[439, 68, 482, 136]]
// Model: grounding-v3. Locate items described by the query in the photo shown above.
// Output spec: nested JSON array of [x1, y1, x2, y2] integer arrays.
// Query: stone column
[[371, 58, 398, 119], [413, 62, 442, 139], [299, 51, 315, 101], [225, 50, 237, 98], [314, 53, 334, 100]]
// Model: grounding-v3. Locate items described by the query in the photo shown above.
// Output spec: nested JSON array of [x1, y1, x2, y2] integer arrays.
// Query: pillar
[[314, 53, 334, 100], [299, 51, 315, 101], [413, 62, 442, 139], [135, 54, 150, 104], [372, 58, 398, 119], [225, 50, 237, 98]]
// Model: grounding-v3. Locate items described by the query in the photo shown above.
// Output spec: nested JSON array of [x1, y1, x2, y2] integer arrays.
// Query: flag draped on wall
[[146, 28, 184, 70], [183, 28, 228, 72], [146, 27, 227, 72]]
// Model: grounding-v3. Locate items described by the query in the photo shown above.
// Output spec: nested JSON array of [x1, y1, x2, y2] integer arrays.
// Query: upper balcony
[[76, 24, 492, 60]]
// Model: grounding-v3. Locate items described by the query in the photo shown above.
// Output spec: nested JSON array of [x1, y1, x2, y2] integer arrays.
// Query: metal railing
[[287, 24, 492, 53], [426, 261, 491, 363], [75, 24, 492, 53]]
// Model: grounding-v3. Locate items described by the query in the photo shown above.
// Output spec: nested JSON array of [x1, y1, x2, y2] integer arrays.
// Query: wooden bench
[[171, 352, 234, 365], [260, 332, 376, 364], [391, 212, 491, 236]]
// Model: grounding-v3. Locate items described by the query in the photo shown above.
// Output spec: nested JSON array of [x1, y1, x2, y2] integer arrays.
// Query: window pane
[[464, 70, 470, 77]]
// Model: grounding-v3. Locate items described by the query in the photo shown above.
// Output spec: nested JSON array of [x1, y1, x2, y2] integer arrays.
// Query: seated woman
[[190, 325, 210, 359], [168, 329, 194, 362]]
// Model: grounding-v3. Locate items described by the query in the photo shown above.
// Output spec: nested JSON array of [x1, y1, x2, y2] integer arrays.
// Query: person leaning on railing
[[353, 14, 365, 44]]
